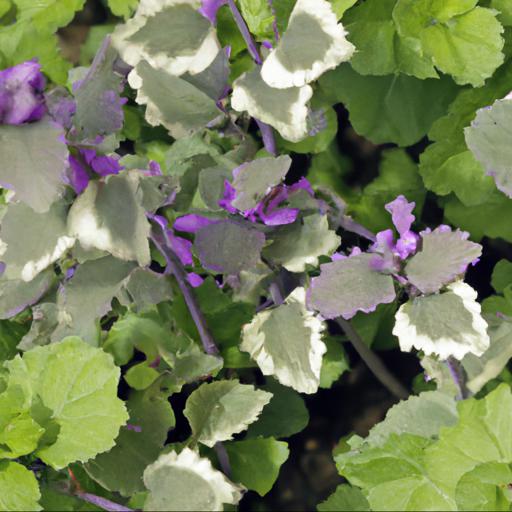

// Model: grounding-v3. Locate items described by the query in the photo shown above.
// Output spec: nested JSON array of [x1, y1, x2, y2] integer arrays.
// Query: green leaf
[[194, 220, 265, 274], [143, 448, 242, 511], [225, 438, 289, 496], [351, 148, 425, 233], [239, 0, 274, 39], [0, 200, 74, 282], [125, 363, 160, 390], [53, 256, 136, 344], [491, 259, 512, 293], [85, 389, 175, 497], [241, 288, 327, 394], [393, 281, 489, 360], [343, 0, 437, 78], [492, 0, 512, 26], [120, 268, 173, 312], [319, 64, 458, 146], [319, 337, 349, 389], [246, 379, 309, 439], [309, 253, 396, 320], [425, 384, 512, 498], [128, 60, 221, 139], [263, 214, 340, 273], [465, 97, 512, 198], [108, 0, 138, 19], [13, 0, 85, 32], [0, 120, 68, 213], [0, 319, 27, 361], [0, 460, 41, 512], [393, 0, 505, 86], [365, 391, 458, 447], [317, 485, 370, 511], [337, 434, 455, 511], [18, 303, 59, 351], [230, 155, 291, 211], [184, 379, 272, 447], [68, 174, 151, 266], [5, 337, 128, 469]]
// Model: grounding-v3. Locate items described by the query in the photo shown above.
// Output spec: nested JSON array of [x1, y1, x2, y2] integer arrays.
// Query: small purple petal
[[45, 87, 76, 130], [68, 155, 90, 194], [0, 60, 46, 125], [125, 424, 142, 432], [385, 195, 415, 237], [199, 0, 227, 23], [173, 214, 218, 233], [395, 231, 419, 260], [187, 272, 204, 287], [146, 160, 162, 176], [259, 207, 299, 226], [80, 148, 123, 177], [289, 177, 315, 196], [218, 180, 238, 213], [168, 234, 193, 266]]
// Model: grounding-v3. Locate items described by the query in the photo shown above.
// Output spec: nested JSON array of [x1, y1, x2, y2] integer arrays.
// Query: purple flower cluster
[[0, 60, 46, 125]]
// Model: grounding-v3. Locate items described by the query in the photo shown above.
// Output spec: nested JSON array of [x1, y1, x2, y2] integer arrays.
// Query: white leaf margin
[[112, 0, 219, 76], [261, 0, 355, 89], [143, 447, 244, 511], [241, 287, 327, 393], [393, 281, 490, 360]]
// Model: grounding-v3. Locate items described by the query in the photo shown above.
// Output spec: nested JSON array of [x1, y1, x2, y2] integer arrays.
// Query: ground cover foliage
[[1, 0, 512, 510]]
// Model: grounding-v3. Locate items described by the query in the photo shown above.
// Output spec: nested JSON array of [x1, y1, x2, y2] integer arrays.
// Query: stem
[[227, 0, 262, 64], [446, 357, 469, 400], [336, 318, 409, 400], [75, 492, 133, 512], [227, 0, 277, 155], [151, 231, 219, 356], [269, 282, 284, 305], [214, 442, 232, 477], [267, 0, 280, 42]]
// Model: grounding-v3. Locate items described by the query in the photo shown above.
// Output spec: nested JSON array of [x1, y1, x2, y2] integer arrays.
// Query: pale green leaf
[[317, 485, 369, 511], [108, 0, 138, 19], [0, 120, 68, 213], [13, 0, 85, 32], [184, 379, 272, 447]]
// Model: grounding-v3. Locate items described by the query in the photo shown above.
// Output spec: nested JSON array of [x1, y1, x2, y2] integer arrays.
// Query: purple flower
[[383, 195, 419, 260], [81, 148, 123, 177], [198, 0, 227, 23], [68, 155, 90, 194], [187, 272, 204, 287], [174, 214, 218, 233], [0, 60, 46, 125], [45, 87, 76, 130]]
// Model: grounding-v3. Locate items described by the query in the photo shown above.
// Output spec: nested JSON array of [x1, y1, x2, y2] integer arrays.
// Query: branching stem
[[336, 318, 409, 400]]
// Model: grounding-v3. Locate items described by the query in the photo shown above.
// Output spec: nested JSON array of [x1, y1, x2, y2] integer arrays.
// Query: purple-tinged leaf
[[174, 214, 218, 233], [308, 253, 396, 319], [405, 226, 482, 294], [0, 60, 46, 125], [73, 37, 126, 139], [194, 220, 265, 274], [45, 87, 76, 130]]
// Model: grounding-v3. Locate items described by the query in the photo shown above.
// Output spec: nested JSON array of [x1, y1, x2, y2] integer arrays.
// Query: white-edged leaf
[[184, 379, 272, 447], [0, 201, 75, 282], [465, 98, 512, 198], [112, 0, 219, 76], [308, 253, 396, 319], [263, 214, 340, 273], [143, 448, 243, 511], [231, 67, 313, 142], [0, 119, 68, 213], [68, 174, 151, 266], [241, 287, 327, 393], [393, 281, 490, 360], [261, 0, 354, 89], [128, 60, 220, 138], [405, 227, 482, 294], [231, 155, 292, 211]]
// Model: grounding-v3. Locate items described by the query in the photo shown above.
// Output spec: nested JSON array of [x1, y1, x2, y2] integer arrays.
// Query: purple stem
[[226, 0, 277, 156], [227, 0, 262, 64], [446, 357, 469, 400], [256, 119, 277, 156], [76, 492, 133, 512], [214, 442, 232, 477], [269, 282, 284, 305], [266, 0, 280, 41], [151, 231, 219, 356]]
